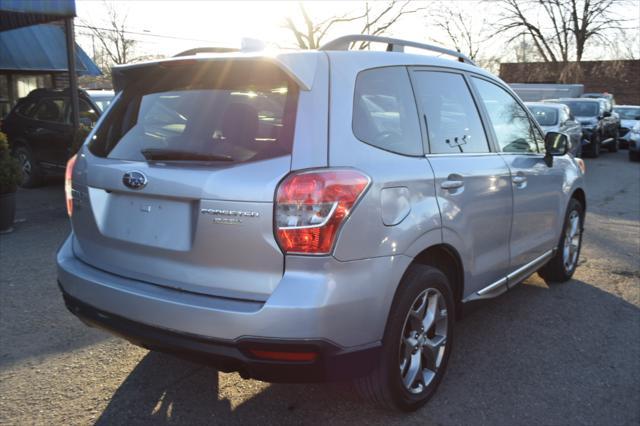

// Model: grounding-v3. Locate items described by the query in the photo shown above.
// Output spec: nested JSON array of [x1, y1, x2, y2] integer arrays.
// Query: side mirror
[[602, 111, 611, 118], [544, 131, 568, 166]]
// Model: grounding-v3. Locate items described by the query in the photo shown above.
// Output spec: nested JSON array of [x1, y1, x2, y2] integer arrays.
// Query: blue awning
[[0, 0, 76, 31], [0, 24, 101, 75]]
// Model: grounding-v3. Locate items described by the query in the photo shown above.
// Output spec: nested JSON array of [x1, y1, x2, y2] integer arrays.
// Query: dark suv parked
[[544, 98, 619, 157], [1, 88, 101, 187]]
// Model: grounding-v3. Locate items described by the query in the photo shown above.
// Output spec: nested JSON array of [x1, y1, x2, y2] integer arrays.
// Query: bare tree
[[283, 1, 426, 50], [428, 4, 487, 61], [82, 1, 137, 66], [354, 1, 427, 49], [495, 0, 627, 63]]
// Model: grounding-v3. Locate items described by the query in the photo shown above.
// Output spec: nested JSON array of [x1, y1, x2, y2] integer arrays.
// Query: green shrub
[[0, 132, 22, 194]]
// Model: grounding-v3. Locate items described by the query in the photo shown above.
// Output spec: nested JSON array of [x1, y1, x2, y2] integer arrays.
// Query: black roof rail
[[173, 47, 240, 57], [319, 35, 476, 66]]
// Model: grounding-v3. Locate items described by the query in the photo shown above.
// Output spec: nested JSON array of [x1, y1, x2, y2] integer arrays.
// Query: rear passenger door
[[471, 76, 564, 270], [410, 69, 513, 296], [29, 97, 72, 168]]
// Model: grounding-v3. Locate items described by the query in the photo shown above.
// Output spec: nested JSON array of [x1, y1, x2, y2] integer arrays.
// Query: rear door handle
[[441, 180, 464, 190]]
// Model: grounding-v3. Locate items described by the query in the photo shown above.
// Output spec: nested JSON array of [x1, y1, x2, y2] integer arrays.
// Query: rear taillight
[[65, 154, 77, 217], [275, 169, 370, 255]]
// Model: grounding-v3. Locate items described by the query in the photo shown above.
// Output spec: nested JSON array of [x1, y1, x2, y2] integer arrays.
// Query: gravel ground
[[1, 152, 638, 425]]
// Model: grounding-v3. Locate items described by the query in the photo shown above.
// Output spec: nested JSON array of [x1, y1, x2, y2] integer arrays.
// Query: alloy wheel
[[18, 152, 32, 179], [399, 288, 448, 394], [563, 210, 581, 272]]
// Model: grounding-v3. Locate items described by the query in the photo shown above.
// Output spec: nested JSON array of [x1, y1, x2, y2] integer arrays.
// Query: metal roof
[[0, 24, 101, 75], [0, 0, 75, 31]]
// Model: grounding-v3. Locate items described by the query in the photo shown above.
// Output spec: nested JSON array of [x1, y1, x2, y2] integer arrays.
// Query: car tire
[[585, 134, 600, 158], [539, 198, 584, 283], [355, 265, 454, 411], [14, 145, 42, 188], [608, 132, 619, 152], [629, 150, 640, 162]]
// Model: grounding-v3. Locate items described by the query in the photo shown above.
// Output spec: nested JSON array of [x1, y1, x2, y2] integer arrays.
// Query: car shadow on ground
[[94, 277, 640, 426]]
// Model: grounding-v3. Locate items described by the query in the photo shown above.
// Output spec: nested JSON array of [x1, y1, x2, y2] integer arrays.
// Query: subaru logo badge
[[122, 171, 147, 190]]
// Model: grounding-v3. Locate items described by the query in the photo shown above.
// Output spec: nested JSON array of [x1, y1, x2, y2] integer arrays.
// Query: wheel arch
[[403, 244, 465, 319], [571, 187, 586, 214]]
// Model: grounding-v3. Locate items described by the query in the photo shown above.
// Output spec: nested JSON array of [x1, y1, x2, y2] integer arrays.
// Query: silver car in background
[[85, 89, 115, 112], [613, 105, 640, 150], [57, 35, 587, 412], [526, 102, 583, 157]]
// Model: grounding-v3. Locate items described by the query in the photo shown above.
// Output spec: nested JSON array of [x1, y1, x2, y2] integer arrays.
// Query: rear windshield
[[89, 60, 298, 164], [614, 107, 640, 120], [558, 101, 598, 117], [528, 106, 558, 126]]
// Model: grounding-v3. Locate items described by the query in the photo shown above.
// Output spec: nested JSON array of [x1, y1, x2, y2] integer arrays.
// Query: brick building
[[500, 60, 640, 105]]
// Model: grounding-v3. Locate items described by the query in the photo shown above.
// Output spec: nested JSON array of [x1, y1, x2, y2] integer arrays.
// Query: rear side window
[[353, 67, 422, 156], [412, 71, 489, 154], [90, 61, 298, 164]]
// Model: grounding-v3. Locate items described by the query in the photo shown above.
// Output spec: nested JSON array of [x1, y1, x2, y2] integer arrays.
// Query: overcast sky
[[75, 0, 640, 65]]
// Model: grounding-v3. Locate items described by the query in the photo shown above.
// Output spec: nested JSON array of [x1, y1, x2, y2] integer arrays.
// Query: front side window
[[15, 99, 38, 118], [33, 98, 66, 123], [90, 60, 298, 164], [78, 99, 100, 125], [353, 67, 422, 156], [472, 78, 538, 153], [412, 71, 489, 154]]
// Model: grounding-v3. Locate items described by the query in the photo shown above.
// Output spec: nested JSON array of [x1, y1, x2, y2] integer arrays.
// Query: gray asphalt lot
[[1, 152, 639, 425]]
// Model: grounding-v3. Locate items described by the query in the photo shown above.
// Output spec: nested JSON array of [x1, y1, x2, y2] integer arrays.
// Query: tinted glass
[[528, 106, 558, 126], [92, 97, 113, 112], [33, 98, 65, 123], [79, 99, 100, 125], [614, 107, 640, 119], [15, 99, 38, 118], [473, 78, 538, 153], [557, 101, 599, 117], [412, 71, 489, 154], [90, 61, 298, 163], [353, 67, 422, 156]]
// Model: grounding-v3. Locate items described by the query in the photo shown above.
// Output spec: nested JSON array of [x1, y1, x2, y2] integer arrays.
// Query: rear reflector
[[249, 349, 318, 362]]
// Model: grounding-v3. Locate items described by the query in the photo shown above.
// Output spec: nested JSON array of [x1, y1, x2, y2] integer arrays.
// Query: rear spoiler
[[111, 52, 320, 93]]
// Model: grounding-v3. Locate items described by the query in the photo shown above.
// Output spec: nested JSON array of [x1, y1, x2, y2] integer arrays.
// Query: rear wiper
[[141, 148, 233, 162]]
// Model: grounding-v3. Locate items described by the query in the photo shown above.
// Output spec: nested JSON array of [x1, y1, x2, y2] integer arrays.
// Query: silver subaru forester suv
[[57, 35, 586, 411]]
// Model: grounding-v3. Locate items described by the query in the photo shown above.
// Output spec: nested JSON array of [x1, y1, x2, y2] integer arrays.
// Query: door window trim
[[32, 96, 70, 125], [407, 66, 499, 155], [467, 74, 545, 156], [351, 65, 426, 157]]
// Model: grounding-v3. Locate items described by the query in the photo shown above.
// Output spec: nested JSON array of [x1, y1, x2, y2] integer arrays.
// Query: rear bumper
[[57, 235, 411, 381], [61, 289, 381, 382]]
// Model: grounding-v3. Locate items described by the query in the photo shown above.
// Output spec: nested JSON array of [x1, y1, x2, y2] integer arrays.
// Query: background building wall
[[500, 60, 640, 105]]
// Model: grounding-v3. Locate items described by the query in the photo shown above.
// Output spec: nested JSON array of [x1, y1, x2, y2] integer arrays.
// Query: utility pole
[[65, 17, 80, 134]]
